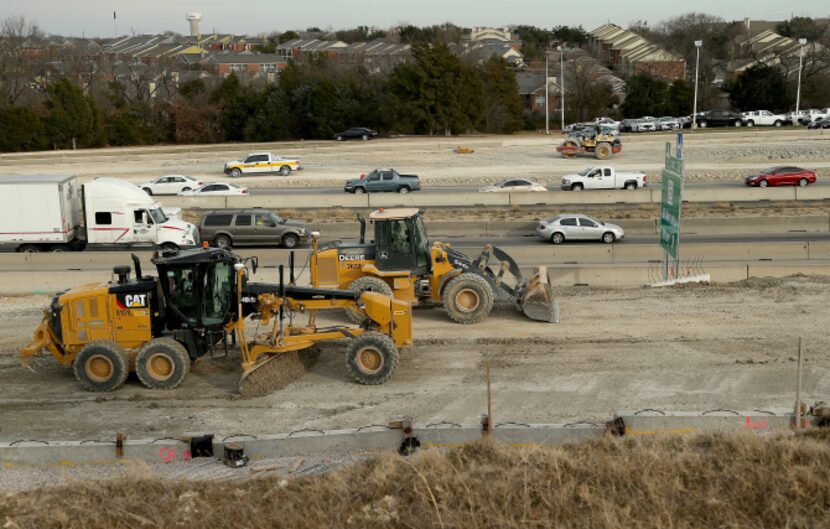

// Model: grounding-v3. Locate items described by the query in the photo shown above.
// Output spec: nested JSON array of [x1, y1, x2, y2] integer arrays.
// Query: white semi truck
[[0, 175, 198, 253]]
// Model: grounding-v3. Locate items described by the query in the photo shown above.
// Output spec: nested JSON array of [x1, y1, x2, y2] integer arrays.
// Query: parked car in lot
[[140, 175, 204, 195], [479, 178, 547, 192], [594, 117, 620, 130], [200, 209, 307, 249], [561, 166, 647, 190], [179, 183, 248, 196], [224, 152, 302, 177], [344, 168, 421, 194], [744, 166, 817, 187], [656, 116, 681, 130], [696, 110, 743, 128], [741, 110, 788, 127], [334, 127, 378, 141], [807, 116, 830, 129], [635, 117, 657, 132], [619, 119, 638, 132], [805, 108, 830, 124], [790, 109, 813, 125], [536, 214, 624, 244]]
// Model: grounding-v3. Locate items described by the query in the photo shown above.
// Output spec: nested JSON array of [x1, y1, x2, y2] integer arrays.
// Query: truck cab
[[84, 178, 198, 250]]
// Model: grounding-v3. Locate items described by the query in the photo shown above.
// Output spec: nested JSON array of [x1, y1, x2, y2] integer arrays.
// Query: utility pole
[[545, 54, 549, 134], [558, 45, 565, 131], [692, 40, 702, 130], [796, 38, 807, 115]]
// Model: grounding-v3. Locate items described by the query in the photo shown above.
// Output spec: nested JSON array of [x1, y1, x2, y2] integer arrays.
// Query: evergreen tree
[[621, 74, 668, 117], [0, 106, 45, 151], [478, 57, 523, 133], [43, 77, 102, 149], [726, 64, 790, 112]]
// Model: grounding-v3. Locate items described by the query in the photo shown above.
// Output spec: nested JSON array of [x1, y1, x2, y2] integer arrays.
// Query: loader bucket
[[520, 266, 559, 323]]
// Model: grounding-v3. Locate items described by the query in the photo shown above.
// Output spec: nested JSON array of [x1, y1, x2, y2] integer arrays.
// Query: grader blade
[[520, 266, 559, 323], [238, 350, 320, 399]]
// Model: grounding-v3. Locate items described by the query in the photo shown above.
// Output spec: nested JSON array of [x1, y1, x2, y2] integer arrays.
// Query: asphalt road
[[249, 180, 830, 196]]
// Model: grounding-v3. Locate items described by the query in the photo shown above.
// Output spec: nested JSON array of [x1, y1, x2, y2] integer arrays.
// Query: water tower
[[186, 12, 202, 37]]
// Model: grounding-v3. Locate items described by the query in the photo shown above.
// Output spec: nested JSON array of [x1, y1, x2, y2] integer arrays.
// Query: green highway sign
[[660, 142, 684, 258]]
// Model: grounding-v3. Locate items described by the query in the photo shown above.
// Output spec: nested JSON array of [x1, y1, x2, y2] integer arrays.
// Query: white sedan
[[139, 175, 203, 195], [178, 183, 249, 196], [479, 178, 547, 193]]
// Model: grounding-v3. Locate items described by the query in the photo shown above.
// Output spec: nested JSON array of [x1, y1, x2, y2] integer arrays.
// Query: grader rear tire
[[73, 340, 129, 392], [346, 276, 393, 323], [135, 338, 190, 390], [595, 142, 612, 160], [443, 273, 494, 324], [345, 332, 399, 385]]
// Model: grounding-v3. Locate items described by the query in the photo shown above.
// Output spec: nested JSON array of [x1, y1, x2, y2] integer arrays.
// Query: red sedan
[[745, 166, 817, 187]]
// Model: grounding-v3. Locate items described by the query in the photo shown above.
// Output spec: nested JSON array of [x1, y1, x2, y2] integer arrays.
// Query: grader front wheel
[[345, 332, 399, 385]]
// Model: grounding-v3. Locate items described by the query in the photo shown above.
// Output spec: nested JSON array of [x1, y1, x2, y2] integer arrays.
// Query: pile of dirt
[[238, 349, 321, 398], [3, 433, 829, 528]]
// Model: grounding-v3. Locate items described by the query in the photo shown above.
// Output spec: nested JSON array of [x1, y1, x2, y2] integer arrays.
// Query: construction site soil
[[1, 128, 829, 188], [1, 275, 828, 441]]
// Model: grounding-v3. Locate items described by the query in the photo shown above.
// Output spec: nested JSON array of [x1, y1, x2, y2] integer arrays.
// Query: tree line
[[0, 44, 523, 152]]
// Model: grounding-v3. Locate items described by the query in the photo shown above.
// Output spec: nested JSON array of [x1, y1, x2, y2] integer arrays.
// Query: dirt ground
[[1, 275, 828, 441], [1, 129, 828, 188]]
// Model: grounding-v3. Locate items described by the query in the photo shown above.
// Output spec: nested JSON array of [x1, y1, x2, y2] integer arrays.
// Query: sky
[[3, 0, 827, 38]]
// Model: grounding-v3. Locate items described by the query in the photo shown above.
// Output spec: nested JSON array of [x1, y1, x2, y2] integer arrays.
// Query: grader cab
[[310, 208, 558, 324]]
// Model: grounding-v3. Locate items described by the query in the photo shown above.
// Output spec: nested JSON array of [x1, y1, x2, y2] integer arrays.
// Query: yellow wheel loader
[[20, 247, 413, 393], [310, 208, 558, 325]]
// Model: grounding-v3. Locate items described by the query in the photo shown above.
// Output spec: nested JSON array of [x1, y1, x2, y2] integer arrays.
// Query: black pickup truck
[[695, 110, 743, 128], [344, 168, 421, 194]]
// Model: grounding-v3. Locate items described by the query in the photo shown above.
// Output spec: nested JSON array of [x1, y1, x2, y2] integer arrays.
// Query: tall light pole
[[545, 53, 549, 134], [796, 38, 807, 116], [558, 45, 565, 131], [692, 40, 702, 130]]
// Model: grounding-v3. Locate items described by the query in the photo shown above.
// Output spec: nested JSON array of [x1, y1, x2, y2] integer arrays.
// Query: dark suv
[[695, 110, 743, 128], [200, 209, 308, 249]]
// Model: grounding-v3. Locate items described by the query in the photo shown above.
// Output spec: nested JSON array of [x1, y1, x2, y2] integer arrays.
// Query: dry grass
[[3, 433, 830, 528]]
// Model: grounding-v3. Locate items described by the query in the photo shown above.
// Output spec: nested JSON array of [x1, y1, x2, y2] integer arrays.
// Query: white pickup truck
[[224, 152, 302, 177], [561, 166, 647, 191], [741, 110, 788, 127]]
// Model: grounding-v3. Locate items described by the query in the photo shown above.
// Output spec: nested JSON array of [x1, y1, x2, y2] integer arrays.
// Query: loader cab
[[369, 208, 430, 276], [153, 248, 237, 330]]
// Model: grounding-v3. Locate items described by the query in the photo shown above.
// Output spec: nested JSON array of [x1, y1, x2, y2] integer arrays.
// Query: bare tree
[[0, 16, 44, 105]]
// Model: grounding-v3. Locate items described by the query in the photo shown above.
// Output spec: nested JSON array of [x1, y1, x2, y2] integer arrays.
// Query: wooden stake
[[795, 337, 804, 431]]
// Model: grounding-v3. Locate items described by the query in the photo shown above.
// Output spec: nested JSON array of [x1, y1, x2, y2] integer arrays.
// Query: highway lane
[[249, 180, 830, 196]]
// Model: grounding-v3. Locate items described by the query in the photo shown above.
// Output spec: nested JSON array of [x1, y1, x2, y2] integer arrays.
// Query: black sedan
[[334, 127, 378, 141], [807, 117, 830, 129]]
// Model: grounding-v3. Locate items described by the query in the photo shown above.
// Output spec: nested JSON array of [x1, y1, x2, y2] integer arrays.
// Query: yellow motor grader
[[20, 247, 412, 393], [310, 208, 558, 324]]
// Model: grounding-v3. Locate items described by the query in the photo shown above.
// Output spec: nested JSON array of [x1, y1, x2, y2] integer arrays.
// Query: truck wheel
[[159, 242, 178, 252], [602, 232, 616, 244], [355, 187, 366, 194], [135, 338, 190, 390], [745, 120, 754, 127], [571, 183, 583, 191], [73, 340, 129, 392], [336, 135, 344, 141], [181, 187, 191, 192], [624, 181, 637, 190], [734, 120, 742, 127], [347, 277, 393, 323], [282, 233, 300, 249], [230, 168, 242, 177], [345, 332, 399, 385], [362, 134, 369, 141], [214, 234, 232, 248], [17, 245, 41, 253], [595, 142, 612, 160], [774, 120, 783, 127], [398, 186, 410, 194], [551, 232, 565, 244], [142, 187, 153, 195], [699, 120, 708, 128], [443, 273, 494, 325], [279, 165, 291, 176]]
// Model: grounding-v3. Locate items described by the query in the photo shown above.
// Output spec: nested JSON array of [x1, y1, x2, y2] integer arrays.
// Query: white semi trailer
[[0, 175, 198, 252]]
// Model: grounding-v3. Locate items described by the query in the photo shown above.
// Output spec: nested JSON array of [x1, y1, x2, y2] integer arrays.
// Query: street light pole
[[796, 38, 807, 116], [692, 40, 702, 130], [558, 45, 565, 132], [545, 54, 549, 134]]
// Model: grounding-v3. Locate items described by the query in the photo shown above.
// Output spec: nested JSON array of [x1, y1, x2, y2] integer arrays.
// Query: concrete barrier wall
[[682, 215, 828, 235], [683, 187, 796, 203], [368, 192, 509, 208], [797, 185, 830, 201]]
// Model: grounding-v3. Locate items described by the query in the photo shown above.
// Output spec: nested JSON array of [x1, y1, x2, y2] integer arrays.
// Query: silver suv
[[200, 209, 308, 249]]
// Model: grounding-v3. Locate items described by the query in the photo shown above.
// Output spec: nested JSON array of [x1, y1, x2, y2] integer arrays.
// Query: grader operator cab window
[[167, 268, 198, 325], [163, 260, 234, 328]]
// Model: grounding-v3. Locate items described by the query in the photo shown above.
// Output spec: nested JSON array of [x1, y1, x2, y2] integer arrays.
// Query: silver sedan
[[536, 214, 625, 244]]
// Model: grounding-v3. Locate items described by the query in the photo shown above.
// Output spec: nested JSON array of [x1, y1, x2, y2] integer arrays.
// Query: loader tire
[[595, 142, 612, 160], [135, 338, 190, 390], [345, 332, 399, 385], [443, 273, 494, 324], [347, 276, 393, 323], [74, 340, 129, 392]]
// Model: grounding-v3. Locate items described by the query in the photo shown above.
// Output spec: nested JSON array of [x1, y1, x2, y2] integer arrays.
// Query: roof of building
[[589, 23, 683, 64], [204, 53, 287, 64]]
